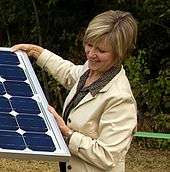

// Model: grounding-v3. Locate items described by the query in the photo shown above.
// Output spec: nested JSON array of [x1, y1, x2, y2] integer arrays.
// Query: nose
[[88, 47, 97, 57]]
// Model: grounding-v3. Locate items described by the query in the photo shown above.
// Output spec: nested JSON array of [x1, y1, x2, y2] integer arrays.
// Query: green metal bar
[[134, 132, 170, 139]]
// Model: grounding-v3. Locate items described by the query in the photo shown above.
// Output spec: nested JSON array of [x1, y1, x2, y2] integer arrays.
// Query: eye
[[97, 48, 106, 53], [87, 43, 93, 47]]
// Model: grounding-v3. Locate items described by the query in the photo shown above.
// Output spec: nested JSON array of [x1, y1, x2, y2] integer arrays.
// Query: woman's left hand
[[48, 105, 71, 136]]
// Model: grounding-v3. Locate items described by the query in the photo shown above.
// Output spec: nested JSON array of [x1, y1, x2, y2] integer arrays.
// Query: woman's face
[[84, 40, 115, 75]]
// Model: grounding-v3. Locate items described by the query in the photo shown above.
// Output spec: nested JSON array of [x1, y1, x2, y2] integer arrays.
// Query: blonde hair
[[83, 10, 137, 64]]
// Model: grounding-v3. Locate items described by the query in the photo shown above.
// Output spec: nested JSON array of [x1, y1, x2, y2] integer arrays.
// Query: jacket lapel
[[72, 80, 114, 111], [72, 92, 95, 111]]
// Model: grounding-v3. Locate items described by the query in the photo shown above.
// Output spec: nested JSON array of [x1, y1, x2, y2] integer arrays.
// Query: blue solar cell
[[24, 133, 56, 152], [0, 65, 27, 81], [10, 97, 41, 114], [16, 115, 48, 132], [0, 82, 6, 95], [0, 131, 26, 150], [4, 81, 33, 97], [0, 96, 12, 112], [0, 113, 19, 130], [0, 51, 20, 65]]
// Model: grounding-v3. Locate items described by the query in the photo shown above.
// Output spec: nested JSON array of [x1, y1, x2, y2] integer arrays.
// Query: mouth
[[89, 59, 100, 63]]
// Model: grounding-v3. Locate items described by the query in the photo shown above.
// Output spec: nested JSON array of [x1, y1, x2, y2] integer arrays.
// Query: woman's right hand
[[11, 44, 44, 60]]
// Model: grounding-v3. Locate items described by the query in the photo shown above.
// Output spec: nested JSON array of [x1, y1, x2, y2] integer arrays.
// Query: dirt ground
[[0, 142, 169, 172], [126, 142, 169, 172]]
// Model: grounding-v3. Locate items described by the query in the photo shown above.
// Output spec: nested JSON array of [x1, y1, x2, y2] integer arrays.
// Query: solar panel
[[0, 47, 70, 161]]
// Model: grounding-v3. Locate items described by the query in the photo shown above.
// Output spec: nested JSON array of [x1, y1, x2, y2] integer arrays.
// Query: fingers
[[48, 105, 62, 120], [11, 44, 31, 52], [48, 105, 64, 125], [11, 44, 44, 59], [48, 105, 71, 136], [48, 105, 57, 115]]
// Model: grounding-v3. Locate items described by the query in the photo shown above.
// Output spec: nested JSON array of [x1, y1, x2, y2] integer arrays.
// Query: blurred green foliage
[[124, 50, 169, 132], [0, 0, 169, 133]]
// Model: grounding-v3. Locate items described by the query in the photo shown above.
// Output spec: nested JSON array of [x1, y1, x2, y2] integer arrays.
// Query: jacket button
[[68, 118, 71, 123], [67, 165, 72, 170]]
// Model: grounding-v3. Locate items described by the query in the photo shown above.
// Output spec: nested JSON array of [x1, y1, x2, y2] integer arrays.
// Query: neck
[[88, 70, 103, 79], [84, 70, 102, 87]]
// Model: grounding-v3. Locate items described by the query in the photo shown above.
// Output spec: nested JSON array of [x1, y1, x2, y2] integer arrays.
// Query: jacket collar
[[70, 66, 122, 111], [78, 65, 121, 97]]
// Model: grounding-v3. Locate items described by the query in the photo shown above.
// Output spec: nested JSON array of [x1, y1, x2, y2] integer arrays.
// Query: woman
[[12, 10, 137, 172]]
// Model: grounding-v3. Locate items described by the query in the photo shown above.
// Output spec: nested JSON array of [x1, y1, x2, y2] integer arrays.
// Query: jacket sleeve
[[68, 94, 137, 170], [36, 49, 84, 90]]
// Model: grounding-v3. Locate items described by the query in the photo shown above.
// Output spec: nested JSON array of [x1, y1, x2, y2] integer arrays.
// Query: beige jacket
[[37, 49, 137, 172]]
